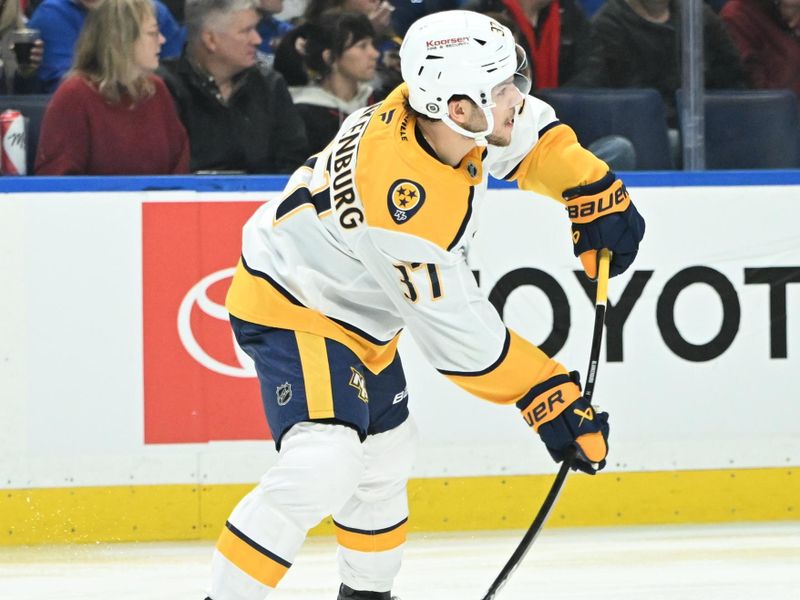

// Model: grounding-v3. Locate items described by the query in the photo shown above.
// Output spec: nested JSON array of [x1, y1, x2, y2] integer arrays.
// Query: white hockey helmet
[[399, 10, 530, 143]]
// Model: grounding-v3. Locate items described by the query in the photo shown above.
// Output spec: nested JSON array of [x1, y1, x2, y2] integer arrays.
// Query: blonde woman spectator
[[35, 0, 189, 175], [28, 0, 184, 93]]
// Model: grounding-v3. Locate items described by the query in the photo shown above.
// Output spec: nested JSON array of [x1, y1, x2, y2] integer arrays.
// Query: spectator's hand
[[29, 40, 44, 70], [369, 1, 394, 33], [517, 371, 610, 474]]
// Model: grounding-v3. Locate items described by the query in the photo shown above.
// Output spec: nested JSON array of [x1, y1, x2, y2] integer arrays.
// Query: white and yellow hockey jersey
[[226, 84, 610, 405]]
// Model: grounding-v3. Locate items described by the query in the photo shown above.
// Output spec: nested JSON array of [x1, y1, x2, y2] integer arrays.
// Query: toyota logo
[[177, 268, 256, 378]]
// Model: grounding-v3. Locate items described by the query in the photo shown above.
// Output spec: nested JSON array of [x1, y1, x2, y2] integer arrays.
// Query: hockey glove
[[517, 371, 609, 474], [564, 171, 645, 280]]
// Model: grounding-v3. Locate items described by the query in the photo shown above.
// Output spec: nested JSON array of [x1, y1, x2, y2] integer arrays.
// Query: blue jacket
[[257, 14, 293, 56], [29, 0, 186, 93]]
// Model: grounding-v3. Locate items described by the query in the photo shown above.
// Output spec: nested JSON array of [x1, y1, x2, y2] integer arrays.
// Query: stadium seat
[[536, 88, 673, 170], [0, 94, 52, 174], [677, 89, 800, 169]]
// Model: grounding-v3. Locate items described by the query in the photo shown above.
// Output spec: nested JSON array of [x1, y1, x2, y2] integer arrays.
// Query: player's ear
[[322, 48, 332, 66], [447, 98, 471, 125]]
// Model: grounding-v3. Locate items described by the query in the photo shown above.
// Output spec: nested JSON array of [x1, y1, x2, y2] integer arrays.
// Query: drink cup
[[11, 29, 40, 75]]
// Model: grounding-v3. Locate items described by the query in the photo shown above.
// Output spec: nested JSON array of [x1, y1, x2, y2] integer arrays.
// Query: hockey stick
[[480, 249, 612, 600]]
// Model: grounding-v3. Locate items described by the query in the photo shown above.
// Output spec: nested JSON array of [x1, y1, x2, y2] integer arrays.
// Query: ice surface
[[1, 522, 798, 600]]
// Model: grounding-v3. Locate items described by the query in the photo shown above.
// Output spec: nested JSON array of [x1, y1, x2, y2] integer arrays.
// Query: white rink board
[[1, 182, 798, 490]]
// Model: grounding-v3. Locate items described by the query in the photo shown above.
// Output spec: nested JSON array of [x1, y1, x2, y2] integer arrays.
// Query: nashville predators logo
[[349, 367, 369, 403], [387, 179, 426, 225]]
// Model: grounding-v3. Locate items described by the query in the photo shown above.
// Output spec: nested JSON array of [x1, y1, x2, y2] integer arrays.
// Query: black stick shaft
[[479, 447, 575, 600], [585, 250, 611, 402], [479, 250, 611, 600], [583, 303, 606, 402]]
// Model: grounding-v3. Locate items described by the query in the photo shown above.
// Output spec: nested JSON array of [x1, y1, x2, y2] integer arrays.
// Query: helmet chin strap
[[441, 106, 495, 147]]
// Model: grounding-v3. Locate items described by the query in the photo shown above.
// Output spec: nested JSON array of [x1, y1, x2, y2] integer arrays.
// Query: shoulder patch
[[387, 179, 426, 225]]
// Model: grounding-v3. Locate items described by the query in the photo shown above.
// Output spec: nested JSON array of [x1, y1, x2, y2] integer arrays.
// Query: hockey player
[[208, 9, 645, 600]]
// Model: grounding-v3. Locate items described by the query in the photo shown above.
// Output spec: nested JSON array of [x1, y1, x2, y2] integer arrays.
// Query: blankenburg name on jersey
[[332, 105, 379, 230]]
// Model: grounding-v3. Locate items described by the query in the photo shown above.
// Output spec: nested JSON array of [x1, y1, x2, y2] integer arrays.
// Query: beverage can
[[1, 109, 27, 175]]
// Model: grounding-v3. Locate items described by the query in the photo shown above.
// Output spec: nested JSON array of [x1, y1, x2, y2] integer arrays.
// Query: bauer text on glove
[[563, 171, 645, 280], [517, 371, 610, 474]]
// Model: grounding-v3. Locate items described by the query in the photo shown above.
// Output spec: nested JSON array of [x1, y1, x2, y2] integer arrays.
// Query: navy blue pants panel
[[231, 315, 409, 449]]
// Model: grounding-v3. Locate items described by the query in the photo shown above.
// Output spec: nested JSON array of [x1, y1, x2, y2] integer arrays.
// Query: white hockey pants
[[208, 417, 418, 600]]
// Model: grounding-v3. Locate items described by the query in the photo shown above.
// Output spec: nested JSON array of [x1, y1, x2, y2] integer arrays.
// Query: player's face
[[483, 78, 525, 146]]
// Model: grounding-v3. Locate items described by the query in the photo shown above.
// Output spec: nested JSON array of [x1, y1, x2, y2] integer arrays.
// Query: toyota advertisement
[[143, 201, 267, 444], [134, 184, 800, 468]]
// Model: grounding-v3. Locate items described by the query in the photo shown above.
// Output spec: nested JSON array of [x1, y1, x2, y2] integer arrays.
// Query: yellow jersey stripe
[[216, 522, 291, 588], [226, 259, 401, 374], [334, 518, 408, 552], [444, 330, 565, 405], [511, 123, 609, 200], [295, 331, 335, 419]]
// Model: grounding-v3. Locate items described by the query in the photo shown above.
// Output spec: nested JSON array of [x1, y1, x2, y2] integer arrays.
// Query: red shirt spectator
[[35, 0, 189, 175], [721, 0, 800, 96], [36, 75, 189, 175]]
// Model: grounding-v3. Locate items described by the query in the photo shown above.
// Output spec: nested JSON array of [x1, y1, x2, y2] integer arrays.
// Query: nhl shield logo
[[387, 179, 425, 225], [276, 382, 292, 406]]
